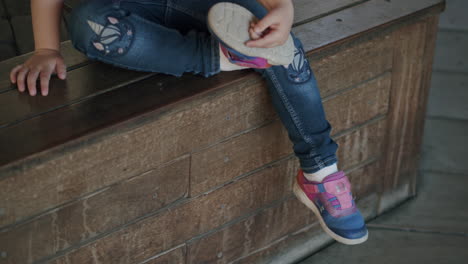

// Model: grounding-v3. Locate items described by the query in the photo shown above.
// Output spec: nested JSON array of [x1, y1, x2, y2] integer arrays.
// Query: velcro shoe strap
[[323, 177, 353, 209]]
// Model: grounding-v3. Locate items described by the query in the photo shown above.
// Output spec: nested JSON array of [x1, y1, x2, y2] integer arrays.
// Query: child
[[9, 0, 368, 245]]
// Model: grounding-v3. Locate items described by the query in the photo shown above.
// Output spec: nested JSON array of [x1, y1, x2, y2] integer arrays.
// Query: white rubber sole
[[207, 2, 295, 66], [293, 181, 369, 245]]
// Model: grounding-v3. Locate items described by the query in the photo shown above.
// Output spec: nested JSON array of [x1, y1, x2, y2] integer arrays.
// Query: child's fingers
[[40, 70, 52, 96], [56, 60, 67, 80], [27, 69, 40, 96], [253, 12, 277, 35], [16, 67, 30, 93], [249, 27, 261, 40], [10, 65, 22, 84], [246, 29, 282, 48]]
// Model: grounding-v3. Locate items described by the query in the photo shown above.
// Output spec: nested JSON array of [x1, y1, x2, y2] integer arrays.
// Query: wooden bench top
[[0, 0, 444, 172]]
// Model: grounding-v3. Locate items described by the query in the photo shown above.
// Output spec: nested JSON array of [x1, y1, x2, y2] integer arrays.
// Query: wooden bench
[[0, 0, 444, 263]]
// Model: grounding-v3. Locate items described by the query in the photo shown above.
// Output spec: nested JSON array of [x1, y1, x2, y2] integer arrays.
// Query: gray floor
[[299, 1, 468, 263]]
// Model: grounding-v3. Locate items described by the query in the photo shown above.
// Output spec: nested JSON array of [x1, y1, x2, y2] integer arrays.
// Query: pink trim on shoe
[[220, 44, 271, 69]]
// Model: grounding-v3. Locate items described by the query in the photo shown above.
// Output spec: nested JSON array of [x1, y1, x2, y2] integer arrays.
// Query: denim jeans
[[67, 0, 338, 173]]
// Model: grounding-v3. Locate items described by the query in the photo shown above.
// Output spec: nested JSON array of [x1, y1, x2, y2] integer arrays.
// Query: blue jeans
[[67, 0, 338, 173]]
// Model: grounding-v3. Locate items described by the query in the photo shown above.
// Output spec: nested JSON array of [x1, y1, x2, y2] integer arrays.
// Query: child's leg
[[67, 0, 221, 77], [255, 36, 339, 178]]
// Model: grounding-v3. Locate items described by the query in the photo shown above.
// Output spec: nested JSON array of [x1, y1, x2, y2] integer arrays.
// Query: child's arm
[[10, 0, 66, 96], [246, 0, 294, 48]]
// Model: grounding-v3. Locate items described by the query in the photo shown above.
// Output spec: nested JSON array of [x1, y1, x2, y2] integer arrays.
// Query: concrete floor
[[298, 1, 468, 263]]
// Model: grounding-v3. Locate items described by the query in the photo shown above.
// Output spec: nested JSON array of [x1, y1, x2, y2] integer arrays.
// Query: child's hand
[[10, 49, 67, 96], [245, 0, 294, 48]]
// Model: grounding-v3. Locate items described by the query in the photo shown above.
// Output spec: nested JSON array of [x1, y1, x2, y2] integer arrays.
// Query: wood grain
[[0, 156, 189, 264], [293, 0, 364, 25], [142, 246, 186, 264], [0, 71, 259, 228], [0, 36, 391, 227], [187, 196, 315, 264], [0, 63, 154, 128], [292, 0, 443, 53], [382, 18, 437, 191], [190, 74, 391, 195], [50, 156, 297, 264], [312, 34, 393, 98]]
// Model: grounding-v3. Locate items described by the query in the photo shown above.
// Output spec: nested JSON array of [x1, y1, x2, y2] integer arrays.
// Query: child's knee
[[67, 1, 133, 57], [68, 2, 101, 53]]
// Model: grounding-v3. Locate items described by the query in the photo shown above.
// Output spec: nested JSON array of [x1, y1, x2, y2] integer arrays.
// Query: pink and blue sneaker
[[293, 169, 369, 245]]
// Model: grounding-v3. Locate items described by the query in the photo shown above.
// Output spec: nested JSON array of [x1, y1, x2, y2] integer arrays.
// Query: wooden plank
[[323, 72, 391, 133], [234, 224, 329, 264], [0, 63, 154, 128], [439, 0, 468, 31], [398, 17, 439, 190], [299, 229, 468, 264], [293, 0, 364, 25], [292, 0, 444, 53], [410, 16, 439, 194], [336, 118, 386, 178], [346, 159, 382, 199], [0, 156, 189, 264], [312, 33, 394, 97], [50, 156, 296, 264], [143, 246, 186, 264], [382, 20, 430, 191], [427, 72, 468, 120], [187, 196, 315, 264], [433, 30, 468, 72], [0, 41, 88, 93], [190, 74, 391, 195]]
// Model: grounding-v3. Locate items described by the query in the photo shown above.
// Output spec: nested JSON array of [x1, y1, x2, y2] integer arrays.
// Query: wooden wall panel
[[191, 74, 390, 195], [383, 18, 439, 191], [336, 118, 387, 173], [142, 246, 186, 264], [50, 157, 297, 264], [312, 34, 393, 98], [186, 197, 314, 264], [0, 156, 189, 264]]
